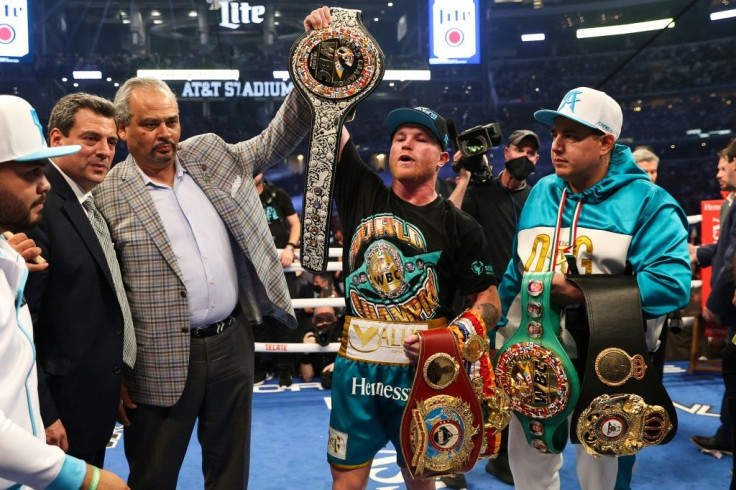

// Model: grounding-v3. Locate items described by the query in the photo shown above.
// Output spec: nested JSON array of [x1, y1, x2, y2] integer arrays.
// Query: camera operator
[[449, 129, 541, 284], [444, 129, 540, 489], [299, 306, 340, 389]]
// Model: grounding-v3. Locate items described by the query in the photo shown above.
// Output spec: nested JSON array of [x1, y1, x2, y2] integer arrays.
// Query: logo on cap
[[558, 90, 582, 113], [29, 108, 44, 145], [416, 107, 438, 120]]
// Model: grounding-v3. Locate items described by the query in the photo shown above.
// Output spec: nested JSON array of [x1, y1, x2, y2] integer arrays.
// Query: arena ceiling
[[43, 0, 733, 59]]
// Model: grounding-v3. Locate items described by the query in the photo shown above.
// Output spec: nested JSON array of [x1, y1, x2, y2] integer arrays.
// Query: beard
[[0, 188, 44, 230]]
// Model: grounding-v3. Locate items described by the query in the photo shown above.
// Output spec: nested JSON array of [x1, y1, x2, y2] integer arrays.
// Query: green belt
[[494, 272, 580, 454]]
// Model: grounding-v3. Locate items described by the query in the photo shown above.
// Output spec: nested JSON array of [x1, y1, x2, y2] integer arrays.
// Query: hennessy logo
[[210, 1, 265, 30]]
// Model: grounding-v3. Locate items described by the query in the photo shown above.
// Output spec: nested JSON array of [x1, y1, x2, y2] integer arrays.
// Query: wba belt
[[338, 316, 447, 365], [494, 272, 580, 454], [566, 275, 676, 457], [400, 328, 484, 480], [288, 8, 385, 273]]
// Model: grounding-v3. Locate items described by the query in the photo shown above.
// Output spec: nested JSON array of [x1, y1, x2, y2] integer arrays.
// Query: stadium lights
[[711, 9, 736, 21], [137, 69, 240, 80], [521, 33, 545, 42], [72, 70, 103, 80], [576, 18, 674, 39], [272, 69, 431, 81]]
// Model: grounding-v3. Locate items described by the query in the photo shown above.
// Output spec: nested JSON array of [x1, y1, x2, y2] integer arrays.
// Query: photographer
[[444, 129, 540, 489], [299, 306, 340, 389]]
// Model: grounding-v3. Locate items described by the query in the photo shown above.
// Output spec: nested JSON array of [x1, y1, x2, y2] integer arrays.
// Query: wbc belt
[[494, 272, 580, 454], [288, 8, 385, 273], [400, 328, 484, 480], [566, 275, 676, 457]]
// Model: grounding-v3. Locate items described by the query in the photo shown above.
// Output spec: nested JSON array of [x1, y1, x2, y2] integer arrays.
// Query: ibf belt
[[494, 272, 581, 454], [288, 8, 385, 273], [400, 329, 483, 480], [338, 316, 447, 365], [566, 275, 676, 457]]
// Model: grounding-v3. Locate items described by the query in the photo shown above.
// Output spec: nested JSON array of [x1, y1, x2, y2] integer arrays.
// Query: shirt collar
[[135, 158, 186, 189], [49, 160, 92, 204]]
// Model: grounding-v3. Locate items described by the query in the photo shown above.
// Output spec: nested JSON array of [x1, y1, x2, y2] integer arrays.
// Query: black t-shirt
[[462, 175, 531, 282], [259, 184, 297, 248], [333, 140, 496, 321]]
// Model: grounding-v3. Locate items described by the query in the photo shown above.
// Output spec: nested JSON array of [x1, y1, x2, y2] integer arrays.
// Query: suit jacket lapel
[[118, 158, 186, 284], [182, 157, 250, 252], [46, 165, 116, 289]]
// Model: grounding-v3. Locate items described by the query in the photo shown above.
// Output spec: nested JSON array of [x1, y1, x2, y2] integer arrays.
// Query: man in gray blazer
[[94, 73, 310, 488]]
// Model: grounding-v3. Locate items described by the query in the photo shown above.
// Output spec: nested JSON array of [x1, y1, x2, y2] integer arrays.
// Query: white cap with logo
[[534, 87, 623, 140], [0, 95, 80, 163]]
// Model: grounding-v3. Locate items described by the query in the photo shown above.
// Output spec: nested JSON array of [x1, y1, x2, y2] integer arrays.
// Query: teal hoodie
[[496, 144, 691, 351]]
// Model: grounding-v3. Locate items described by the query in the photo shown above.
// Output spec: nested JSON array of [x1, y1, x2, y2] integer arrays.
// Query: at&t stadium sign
[[180, 80, 294, 98]]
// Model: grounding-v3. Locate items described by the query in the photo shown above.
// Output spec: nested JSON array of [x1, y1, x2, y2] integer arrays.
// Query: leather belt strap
[[494, 272, 580, 454], [288, 7, 385, 273], [400, 328, 483, 480], [566, 275, 676, 457]]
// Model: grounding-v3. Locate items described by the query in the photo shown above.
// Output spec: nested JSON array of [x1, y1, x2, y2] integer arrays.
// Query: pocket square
[[231, 176, 243, 198]]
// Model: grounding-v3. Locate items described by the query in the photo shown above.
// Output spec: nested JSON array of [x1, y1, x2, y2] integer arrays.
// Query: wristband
[[88, 466, 100, 490]]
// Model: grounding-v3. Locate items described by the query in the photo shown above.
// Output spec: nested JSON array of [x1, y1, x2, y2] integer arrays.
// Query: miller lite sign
[[0, 0, 29, 61], [207, 1, 265, 30], [429, 0, 480, 65]]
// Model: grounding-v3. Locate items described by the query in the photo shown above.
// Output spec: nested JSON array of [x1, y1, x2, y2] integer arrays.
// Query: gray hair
[[114, 77, 178, 126], [632, 148, 659, 166], [48, 93, 115, 137]]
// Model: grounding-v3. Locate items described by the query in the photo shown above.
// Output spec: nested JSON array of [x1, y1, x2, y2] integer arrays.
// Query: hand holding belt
[[566, 275, 676, 457], [288, 7, 385, 273], [494, 272, 580, 454], [400, 328, 484, 480]]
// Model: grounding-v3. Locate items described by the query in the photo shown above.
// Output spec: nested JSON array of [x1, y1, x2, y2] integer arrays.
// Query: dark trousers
[[716, 327, 736, 449], [70, 447, 106, 468], [124, 319, 254, 490], [723, 340, 736, 490]]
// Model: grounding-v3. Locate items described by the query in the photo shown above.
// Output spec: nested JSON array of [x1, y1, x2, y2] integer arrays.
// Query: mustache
[[153, 140, 177, 151], [33, 195, 46, 207]]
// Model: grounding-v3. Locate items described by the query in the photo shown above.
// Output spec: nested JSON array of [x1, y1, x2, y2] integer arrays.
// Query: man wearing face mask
[[449, 129, 541, 287], [445, 129, 540, 488]]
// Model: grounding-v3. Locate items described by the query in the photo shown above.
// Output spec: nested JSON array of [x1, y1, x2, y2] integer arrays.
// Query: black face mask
[[505, 155, 535, 181]]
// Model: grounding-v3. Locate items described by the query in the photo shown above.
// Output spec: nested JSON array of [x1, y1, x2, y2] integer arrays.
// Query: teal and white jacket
[[0, 239, 86, 490], [496, 144, 691, 355]]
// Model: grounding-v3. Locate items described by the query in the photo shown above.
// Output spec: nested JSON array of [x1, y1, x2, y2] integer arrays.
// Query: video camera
[[448, 119, 503, 184]]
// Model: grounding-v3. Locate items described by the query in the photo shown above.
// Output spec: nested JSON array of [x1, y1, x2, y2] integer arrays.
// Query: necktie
[[83, 197, 136, 368]]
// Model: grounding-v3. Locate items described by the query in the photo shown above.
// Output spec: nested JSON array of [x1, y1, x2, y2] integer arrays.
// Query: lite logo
[[0, 0, 28, 58], [211, 1, 265, 30], [430, 0, 478, 62]]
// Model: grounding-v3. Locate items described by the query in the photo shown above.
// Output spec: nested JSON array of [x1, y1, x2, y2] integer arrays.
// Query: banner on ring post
[[700, 199, 728, 339]]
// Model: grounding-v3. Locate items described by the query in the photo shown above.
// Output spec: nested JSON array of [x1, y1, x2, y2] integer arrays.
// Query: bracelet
[[88, 466, 100, 490], [286, 242, 298, 249]]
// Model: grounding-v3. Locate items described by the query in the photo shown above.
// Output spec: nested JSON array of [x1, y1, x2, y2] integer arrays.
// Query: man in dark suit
[[691, 138, 736, 456], [23, 93, 135, 467]]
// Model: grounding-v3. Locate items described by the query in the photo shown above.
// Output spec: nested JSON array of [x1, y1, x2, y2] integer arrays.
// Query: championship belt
[[566, 275, 676, 457], [494, 272, 581, 454], [288, 8, 385, 273], [400, 329, 484, 480]]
